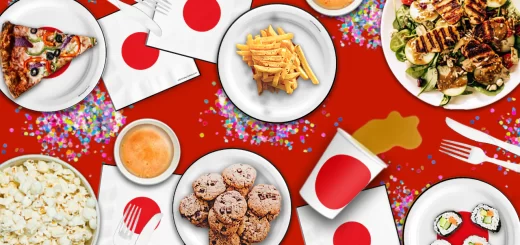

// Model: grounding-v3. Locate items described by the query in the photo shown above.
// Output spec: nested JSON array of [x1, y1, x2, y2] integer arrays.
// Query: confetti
[[337, 0, 385, 49], [200, 89, 318, 150], [20, 87, 126, 162]]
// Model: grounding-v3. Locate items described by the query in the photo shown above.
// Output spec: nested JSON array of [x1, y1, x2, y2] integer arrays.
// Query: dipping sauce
[[119, 124, 174, 178], [314, 0, 354, 9]]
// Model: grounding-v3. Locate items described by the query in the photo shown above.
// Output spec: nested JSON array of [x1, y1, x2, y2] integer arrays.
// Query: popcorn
[[0, 160, 97, 244]]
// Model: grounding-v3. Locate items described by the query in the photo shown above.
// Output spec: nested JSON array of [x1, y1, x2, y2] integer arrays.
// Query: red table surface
[[0, 0, 519, 244]]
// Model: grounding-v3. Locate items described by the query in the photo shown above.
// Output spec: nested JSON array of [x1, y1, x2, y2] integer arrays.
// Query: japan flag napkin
[[297, 185, 400, 245], [98, 6, 199, 110], [98, 165, 182, 245], [146, 0, 252, 63]]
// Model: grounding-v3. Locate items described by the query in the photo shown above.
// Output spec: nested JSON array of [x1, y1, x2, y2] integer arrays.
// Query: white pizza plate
[[403, 178, 520, 244], [0, 0, 106, 112], [306, 0, 363, 17], [381, 0, 520, 110], [173, 149, 291, 244], [218, 4, 336, 123], [0, 154, 101, 245]]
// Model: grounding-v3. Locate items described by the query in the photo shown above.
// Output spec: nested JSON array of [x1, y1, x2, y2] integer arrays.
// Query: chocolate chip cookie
[[238, 211, 270, 243], [209, 229, 240, 245], [226, 186, 250, 198], [193, 173, 227, 201], [222, 164, 257, 189], [247, 184, 281, 219], [208, 208, 240, 235], [213, 191, 247, 224], [179, 193, 210, 227]]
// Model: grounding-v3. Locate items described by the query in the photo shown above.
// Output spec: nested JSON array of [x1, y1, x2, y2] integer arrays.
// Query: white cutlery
[[107, 0, 162, 36], [135, 0, 172, 15], [440, 139, 520, 173], [135, 213, 163, 245], [446, 117, 520, 156], [113, 204, 142, 245]]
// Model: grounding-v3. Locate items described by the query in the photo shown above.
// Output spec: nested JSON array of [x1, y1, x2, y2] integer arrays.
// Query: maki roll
[[431, 240, 451, 245], [471, 204, 501, 232], [433, 211, 463, 237], [463, 235, 490, 245]]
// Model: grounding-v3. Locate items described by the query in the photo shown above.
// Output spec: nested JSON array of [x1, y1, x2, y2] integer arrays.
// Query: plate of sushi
[[403, 178, 520, 245]]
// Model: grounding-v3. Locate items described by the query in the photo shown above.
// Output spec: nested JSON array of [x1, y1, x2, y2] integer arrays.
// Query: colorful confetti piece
[[337, 0, 385, 49], [200, 89, 317, 150], [21, 87, 126, 162]]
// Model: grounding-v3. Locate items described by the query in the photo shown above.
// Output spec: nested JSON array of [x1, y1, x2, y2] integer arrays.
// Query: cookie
[[227, 186, 250, 198], [247, 184, 281, 218], [193, 173, 227, 201], [213, 191, 247, 224], [179, 194, 210, 227], [222, 164, 257, 189], [238, 211, 270, 243], [209, 229, 240, 245], [208, 208, 240, 236]]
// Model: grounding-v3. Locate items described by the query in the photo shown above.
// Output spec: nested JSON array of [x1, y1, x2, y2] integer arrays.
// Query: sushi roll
[[433, 211, 463, 237], [463, 235, 490, 245], [471, 204, 501, 232], [431, 240, 451, 245]]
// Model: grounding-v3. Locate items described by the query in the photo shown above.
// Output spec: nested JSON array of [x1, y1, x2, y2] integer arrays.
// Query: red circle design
[[121, 32, 160, 70], [315, 154, 371, 209], [182, 0, 221, 32], [123, 197, 162, 234], [333, 222, 371, 245]]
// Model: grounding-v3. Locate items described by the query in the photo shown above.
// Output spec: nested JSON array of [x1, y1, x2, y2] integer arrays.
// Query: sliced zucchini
[[487, 0, 507, 8], [500, 35, 515, 53], [405, 39, 436, 65], [410, 1, 439, 23], [442, 86, 467, 96], [440, 95, 451, 106], [419, 67, 438, 95]]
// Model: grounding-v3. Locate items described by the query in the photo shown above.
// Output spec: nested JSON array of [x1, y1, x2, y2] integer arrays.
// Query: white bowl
[[306, 0, 363, 16], [0, 154, 101, 245], [114, 118, 181, 185]]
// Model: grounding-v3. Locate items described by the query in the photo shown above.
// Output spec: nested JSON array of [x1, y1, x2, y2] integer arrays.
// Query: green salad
[[390, 0, 520, 106]]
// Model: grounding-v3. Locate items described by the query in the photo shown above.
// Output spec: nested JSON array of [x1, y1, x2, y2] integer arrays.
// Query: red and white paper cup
[[300, 128, 387, 219]]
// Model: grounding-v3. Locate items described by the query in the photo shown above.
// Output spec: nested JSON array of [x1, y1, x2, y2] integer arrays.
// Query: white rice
[[463, 235, 490, 245], [434, 211, 462, 236], [431, 240, 451, 245], [471, 204, 500, 231]]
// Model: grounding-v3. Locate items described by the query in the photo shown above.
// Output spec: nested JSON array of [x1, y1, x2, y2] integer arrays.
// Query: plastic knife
[[446, 117, 520, 156], [135, 213, 163, 245]]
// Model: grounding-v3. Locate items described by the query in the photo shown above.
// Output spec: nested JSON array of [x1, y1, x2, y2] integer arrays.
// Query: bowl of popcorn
[[0, 155, 100, 245]]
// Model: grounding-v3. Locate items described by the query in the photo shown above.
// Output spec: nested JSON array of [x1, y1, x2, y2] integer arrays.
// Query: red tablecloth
[[0, 0, 519, 244]]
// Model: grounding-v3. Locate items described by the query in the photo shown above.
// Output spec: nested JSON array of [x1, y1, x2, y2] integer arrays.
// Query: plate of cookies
[[173, 148, 291, 244]]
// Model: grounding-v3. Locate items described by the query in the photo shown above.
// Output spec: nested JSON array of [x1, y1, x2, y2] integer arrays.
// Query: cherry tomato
[[402, 0, 414, 6], [503, 54, 514, 69]]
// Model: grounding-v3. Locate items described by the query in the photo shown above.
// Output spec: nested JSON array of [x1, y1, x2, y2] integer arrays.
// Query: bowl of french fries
[[217, 4, 336, 123], [236, 25, 319, 95]]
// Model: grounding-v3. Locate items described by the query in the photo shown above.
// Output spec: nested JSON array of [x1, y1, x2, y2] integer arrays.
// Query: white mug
[[300, 128, 387, 219]]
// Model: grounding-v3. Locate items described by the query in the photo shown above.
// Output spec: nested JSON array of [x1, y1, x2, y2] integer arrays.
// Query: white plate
[[0, 0, 106, 112], [306, 0, 363, 17], [173, 149, 291, 244], [218, 4, 336, 123], [114, 118, 181, 186], [381, 1, 520, 110], [0, 155, 101, 245], [403, 178, 520, 244]]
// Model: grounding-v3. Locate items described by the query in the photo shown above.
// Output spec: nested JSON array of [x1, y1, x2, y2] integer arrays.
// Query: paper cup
[[300, 128, 387, 219]]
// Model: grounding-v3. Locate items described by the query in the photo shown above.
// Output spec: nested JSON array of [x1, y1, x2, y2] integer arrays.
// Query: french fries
[[236, 25, 319, 95]]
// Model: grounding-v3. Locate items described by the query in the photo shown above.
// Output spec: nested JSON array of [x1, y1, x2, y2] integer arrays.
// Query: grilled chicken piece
[[474, 17, 513, 43], [463, 0, 487, 24], [462, 40, 509, 85], [432, 0, 463, 25], [414, 26, 460, 53]]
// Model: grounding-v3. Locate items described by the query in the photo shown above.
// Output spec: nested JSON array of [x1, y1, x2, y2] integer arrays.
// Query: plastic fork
[[113, 204, 142, 245], [439, 139, 520, 173], [135, 0, 172, 15]]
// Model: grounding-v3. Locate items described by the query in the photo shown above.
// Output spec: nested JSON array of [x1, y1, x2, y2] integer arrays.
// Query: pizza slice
[[0, 21, 97, 98]]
